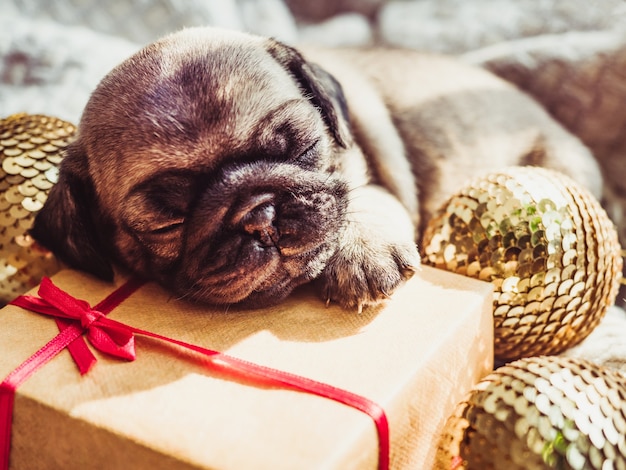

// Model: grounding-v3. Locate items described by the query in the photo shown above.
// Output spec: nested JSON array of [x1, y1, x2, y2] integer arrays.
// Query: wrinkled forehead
[[85, 28, 308, 200], [156, 29, 302, 113]]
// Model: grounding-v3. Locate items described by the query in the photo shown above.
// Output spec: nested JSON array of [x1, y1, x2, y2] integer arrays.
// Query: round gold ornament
[[437, 356, 626, 470], [421, 167, 623, 361], [0, 113, 75, 303]]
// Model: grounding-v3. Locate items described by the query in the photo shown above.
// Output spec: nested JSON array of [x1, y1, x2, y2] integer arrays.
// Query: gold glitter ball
[[0, 113, 75, 304], [421, 167, 623, 361], [436, 356, 626, 470]]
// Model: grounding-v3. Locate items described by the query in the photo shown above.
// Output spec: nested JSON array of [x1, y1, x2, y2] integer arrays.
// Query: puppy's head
[[31, 27, 352, 307]]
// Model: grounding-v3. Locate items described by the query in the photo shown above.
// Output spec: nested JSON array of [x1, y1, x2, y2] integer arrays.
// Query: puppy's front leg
[[318, 185, 420, 312]]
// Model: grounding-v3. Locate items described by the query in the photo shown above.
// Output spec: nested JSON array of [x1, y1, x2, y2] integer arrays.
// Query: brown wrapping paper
[[0, 265, 493, 469]]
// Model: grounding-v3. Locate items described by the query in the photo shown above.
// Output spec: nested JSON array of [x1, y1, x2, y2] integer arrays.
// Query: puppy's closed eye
[[148, 220, 184, 235], [292, 139, 321, 167], [123, 171, 199, 241]]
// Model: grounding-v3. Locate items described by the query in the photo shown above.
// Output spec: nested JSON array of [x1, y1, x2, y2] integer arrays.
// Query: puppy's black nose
[[243, 203, 278, 245], [237, 193, 279, 247]]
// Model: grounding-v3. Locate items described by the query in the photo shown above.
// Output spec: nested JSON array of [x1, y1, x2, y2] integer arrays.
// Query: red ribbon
[[1, 278, 389, 469]]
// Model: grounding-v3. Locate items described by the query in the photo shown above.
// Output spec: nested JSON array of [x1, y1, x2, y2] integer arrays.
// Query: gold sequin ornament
[[436, 356, 626, 470], [421, 167, 622, 361], [0, 114, 74, 303]]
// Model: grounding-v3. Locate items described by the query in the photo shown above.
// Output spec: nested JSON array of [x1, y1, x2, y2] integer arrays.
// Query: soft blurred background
[[1, 0, 626, 368]]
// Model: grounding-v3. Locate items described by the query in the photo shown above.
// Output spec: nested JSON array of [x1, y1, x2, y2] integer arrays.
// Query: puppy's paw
[[318, 234, 420, 313]]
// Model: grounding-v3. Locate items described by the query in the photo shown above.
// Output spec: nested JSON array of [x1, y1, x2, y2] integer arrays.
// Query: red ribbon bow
[[1, 278, 389, 470], [18, 277, 136, 363]]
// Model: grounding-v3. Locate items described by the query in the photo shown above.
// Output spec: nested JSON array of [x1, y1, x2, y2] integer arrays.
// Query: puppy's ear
[[266, 39, 351, 148], [30, 142, 114, 281]]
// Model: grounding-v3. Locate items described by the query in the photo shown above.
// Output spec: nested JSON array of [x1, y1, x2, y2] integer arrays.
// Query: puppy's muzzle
[[177, 161, 349, 306], [231, 191, 322, 257]]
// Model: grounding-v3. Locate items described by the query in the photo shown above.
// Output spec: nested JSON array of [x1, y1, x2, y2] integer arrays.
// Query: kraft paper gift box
[[0, 265, 493, 469]]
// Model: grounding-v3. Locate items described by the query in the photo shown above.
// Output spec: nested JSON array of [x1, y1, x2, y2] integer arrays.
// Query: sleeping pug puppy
[[30, 27, 603, 312]]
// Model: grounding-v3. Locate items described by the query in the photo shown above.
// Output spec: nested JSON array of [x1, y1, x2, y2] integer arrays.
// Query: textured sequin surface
[[438, 356, 626, 470], [422, 167, 623, 361], [0, 114, 73, 303]]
